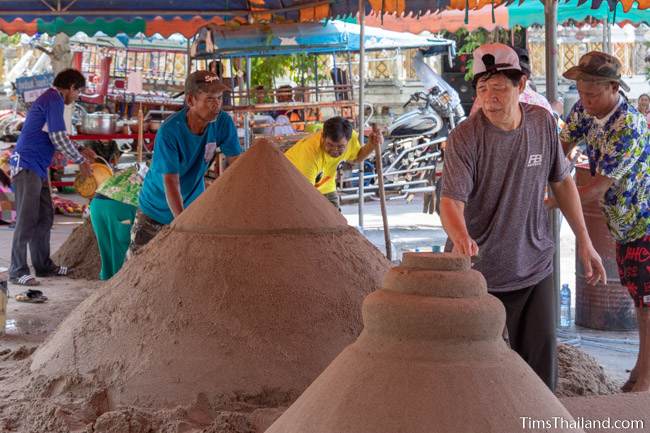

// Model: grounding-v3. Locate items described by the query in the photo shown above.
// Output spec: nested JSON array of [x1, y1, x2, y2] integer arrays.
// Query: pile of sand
[[52, 218, 101, 280], [18, 140, 390, 432], [556, 343, 621, 397]]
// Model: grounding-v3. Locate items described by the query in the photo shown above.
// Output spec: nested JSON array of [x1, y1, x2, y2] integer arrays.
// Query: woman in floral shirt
[[560, 51, 650, 393], [90, 163, 146, 280]]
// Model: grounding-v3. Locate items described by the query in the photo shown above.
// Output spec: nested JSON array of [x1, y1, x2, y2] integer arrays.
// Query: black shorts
[[616, 234, 650, 308]]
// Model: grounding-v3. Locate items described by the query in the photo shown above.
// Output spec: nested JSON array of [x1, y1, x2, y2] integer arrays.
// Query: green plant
[[247, 53, 330, 102], [455, 29, 489, 81], [0, 33, 20, 46], [249, 56, 293, 94], [447, 27, 520, 82]]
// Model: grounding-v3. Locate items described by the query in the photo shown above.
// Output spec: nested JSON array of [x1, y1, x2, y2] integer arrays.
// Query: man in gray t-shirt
[[441, 43, 606, 391]]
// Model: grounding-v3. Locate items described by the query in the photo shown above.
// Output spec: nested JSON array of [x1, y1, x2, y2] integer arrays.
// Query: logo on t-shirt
[[204, 142, 217, 163], [527, 154, 543, 167]]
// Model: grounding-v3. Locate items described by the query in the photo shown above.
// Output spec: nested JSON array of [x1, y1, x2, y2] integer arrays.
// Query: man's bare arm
[[440, 196, 479, 257], [163, 174, 183, 219], [549, 176, 607, 286]]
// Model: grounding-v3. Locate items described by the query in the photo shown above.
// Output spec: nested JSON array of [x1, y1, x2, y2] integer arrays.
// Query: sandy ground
[[0, 194, 640, 432], [0, 197, 639, 382], [1, 216, 100, 353]]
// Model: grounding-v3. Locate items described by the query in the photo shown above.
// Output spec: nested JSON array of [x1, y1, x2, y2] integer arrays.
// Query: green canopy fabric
[[509, 0, 650, 27]]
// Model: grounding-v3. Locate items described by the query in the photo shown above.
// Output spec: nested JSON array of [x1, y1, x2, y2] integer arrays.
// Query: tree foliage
[[247, 53, 329, 102]]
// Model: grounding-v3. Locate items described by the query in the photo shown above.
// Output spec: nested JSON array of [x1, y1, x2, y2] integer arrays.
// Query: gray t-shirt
[[442, 103, 570, 292]]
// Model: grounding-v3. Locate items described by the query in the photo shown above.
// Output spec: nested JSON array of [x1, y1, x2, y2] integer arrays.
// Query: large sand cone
[[29, 140, 390, 412], [266, 253, 585, 433]]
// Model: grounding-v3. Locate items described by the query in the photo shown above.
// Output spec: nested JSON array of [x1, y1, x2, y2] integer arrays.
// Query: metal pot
[[79, 113, 119, 135]]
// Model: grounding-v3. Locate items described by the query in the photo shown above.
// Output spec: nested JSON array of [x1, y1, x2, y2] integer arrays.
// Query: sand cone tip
[[173, 138, 348, 233], [384, 253, 484, 298]]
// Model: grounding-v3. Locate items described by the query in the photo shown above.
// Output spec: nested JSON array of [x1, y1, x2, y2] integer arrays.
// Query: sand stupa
[[266, 253, 585, 433], [29, 140, 390, 414]]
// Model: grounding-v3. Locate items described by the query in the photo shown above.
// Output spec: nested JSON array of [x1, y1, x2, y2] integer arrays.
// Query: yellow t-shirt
[[285, 130, 361, 195]]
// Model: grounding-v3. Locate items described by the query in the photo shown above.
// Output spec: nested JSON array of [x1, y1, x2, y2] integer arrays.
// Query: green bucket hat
[[563, 51, 630, 92]]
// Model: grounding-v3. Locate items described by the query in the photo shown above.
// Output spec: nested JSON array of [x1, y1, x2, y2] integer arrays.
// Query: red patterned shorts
[[616, 235, 650, 308]]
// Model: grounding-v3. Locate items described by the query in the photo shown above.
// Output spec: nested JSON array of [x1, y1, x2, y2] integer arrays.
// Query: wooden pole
[[544, 0, 558, 103], [372, 123, 391, 261], [357, 0, 365, 231], [544, 0, 562, 327], [137, 102, 144, 164]]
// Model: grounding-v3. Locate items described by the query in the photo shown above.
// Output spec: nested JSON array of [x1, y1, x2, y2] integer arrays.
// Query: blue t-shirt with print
[[138, 108, 241, 225], [11, 88, 67, 180]]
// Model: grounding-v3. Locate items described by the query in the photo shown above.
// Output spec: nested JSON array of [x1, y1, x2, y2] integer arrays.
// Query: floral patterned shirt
[[95, 165, 144, 208], [561, 98, 650, 243]]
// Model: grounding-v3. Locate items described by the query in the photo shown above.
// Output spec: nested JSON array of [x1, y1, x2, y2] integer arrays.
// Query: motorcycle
[[340, 51, 465, 214]]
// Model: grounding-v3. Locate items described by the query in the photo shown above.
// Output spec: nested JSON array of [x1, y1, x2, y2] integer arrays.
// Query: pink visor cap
[[472, 43, 522, 76]]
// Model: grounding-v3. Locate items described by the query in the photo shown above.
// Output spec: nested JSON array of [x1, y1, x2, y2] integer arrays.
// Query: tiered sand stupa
[[29, 140, 390, 414], [266, 253, 585, 433]]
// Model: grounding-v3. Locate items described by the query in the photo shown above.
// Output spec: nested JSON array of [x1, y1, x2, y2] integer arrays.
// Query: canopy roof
[[367, 0, 649, 32], [194, 20, 455, 59], [0, 0, 362, 37], [0, 0, 646, 37], [367, 0, 648, 14], [0, 0, 359, 21]]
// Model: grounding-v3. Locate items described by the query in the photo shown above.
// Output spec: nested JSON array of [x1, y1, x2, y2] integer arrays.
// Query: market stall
[[192, 19, 455, 148]]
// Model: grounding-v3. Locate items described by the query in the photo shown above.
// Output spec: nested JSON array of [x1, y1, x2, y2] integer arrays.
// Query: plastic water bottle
[[560, 284, 572, 328]]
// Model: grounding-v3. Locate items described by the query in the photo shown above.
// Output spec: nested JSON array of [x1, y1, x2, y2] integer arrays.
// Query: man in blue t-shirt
[[129, 70, 242, 255], [8, 69, 95, 292]]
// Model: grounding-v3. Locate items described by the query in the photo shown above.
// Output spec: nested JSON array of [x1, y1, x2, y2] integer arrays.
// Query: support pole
[[357, 0, 365, 231], [545, 0, 562, 327], [347, 51, 354, 100], [137, 103, 144, 163], [544, 0, 558, 103], [244, 56, 251, 150], [186, 38, 192, 75], [314, 57, 319, 101]]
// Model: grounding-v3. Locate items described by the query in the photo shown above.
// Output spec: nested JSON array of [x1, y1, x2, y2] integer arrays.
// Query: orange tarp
[[0, 18, 38, 35], [369, 0, 648, 14], [366, 7, 509, 32]]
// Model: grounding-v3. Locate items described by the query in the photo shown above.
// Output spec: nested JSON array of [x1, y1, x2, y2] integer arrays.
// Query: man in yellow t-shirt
[[285, 116, 382, 208]]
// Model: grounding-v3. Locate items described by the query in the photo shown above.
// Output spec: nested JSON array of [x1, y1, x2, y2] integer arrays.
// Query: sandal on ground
[[35, 266, 68, 278], [9, 274, 40, 286], [15, 289, 48, 303]]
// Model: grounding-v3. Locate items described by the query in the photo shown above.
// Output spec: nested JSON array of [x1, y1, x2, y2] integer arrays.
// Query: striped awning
[[0, 0, 646, 37], [368, 0, 648, 14], [366, 0, 649, 32], [0, 0, 362, 36]]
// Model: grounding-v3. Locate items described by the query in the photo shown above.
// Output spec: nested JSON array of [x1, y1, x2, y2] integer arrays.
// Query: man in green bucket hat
[[559, 51, 650, 392]]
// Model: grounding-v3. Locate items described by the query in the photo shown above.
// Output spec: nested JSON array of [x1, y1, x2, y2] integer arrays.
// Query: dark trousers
[[127, 210, 166, 258], [9, 169, 56, 278], [491, 274, 557, 391]]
